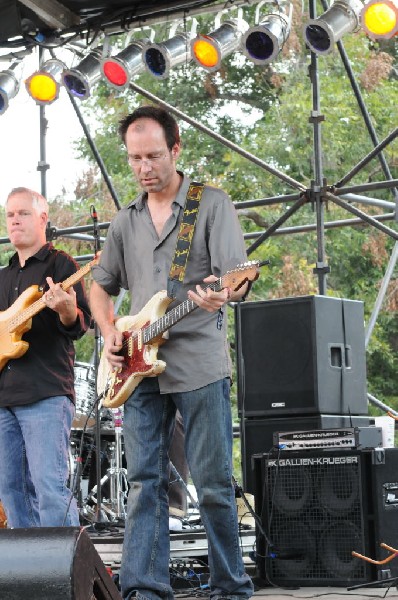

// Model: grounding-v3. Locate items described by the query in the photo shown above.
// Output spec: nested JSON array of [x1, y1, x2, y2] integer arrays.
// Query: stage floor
[[87, 524, 398, 600]]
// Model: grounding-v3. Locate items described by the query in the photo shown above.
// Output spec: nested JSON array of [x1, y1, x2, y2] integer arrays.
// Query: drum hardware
[[73, 362, 97, 429], [78, 408, 128, 524]]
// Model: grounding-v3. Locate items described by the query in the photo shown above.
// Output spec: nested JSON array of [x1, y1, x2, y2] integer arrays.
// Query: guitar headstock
[[221, 260, 260, 291]]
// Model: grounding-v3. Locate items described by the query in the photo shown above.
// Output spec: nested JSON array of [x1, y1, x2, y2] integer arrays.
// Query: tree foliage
[[1, 3, 396, 412], [78, 9, 397, 403]]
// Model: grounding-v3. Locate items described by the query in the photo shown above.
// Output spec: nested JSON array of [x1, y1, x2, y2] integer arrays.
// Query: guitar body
[[0, 255, 98, 374], [0, 285, 43, 372], [97, 261, 261, 409], [98, 290, 173, 409]]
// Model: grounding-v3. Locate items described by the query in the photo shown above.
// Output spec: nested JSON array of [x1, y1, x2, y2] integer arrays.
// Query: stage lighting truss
[[25, 58, 65, 105], [142, 21, 195, 79], [0, 63, 20, 115], [304, 0, 364, 55], [241, 1, 293, 65], [191, 10, 249, 71], [360, 0, 398, 38], [101, 38, 149, 88], [62, 46, 104, 99]]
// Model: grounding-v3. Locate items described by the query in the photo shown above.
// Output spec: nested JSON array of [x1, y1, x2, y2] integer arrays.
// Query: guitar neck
[[143, 280, 223, 343], [10, 261, 93, 330]]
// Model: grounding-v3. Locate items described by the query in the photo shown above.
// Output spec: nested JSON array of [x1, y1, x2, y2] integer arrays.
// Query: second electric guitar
[[97, 261, 260, 408], [0, 255, 98, 373]]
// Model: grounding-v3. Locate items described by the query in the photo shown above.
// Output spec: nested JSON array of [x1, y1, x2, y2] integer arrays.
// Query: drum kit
[[70, 362, 128, 525]]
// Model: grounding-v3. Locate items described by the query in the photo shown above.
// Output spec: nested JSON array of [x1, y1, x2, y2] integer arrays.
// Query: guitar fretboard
[[8, 260, 94, 332], [143, 280, 222, 343]]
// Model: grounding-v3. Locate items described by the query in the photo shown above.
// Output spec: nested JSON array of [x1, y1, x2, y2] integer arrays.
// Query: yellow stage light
[[25, 59, 65, 105], [191, 17, 248, 71], [361, 0, 398, 37], [192, 36, 219, 68]]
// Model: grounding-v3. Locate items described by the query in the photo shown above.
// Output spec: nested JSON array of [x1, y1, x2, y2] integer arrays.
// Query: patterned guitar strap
[[167, 181, 204, 299]]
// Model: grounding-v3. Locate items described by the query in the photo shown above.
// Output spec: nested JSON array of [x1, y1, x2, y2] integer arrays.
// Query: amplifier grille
[[256, 451, 369, 586]]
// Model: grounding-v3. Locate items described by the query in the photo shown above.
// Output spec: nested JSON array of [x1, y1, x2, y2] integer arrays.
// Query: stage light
[[241, 4, 292, 65], [62, 47, 103, 99], [361, 0, 398, 38], [191, 16, 249, 71], [0, 65, 19, 115], [142, 33, 190, 79], [25, 58, 65, 105], [304, 0, 364, 55], [101, 39, 148, 88]]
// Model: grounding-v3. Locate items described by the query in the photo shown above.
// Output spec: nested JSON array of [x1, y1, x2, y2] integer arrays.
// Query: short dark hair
[[118, 105, 180, 150]]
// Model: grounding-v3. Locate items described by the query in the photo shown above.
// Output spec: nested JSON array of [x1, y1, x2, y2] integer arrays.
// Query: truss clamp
[[46, 225, 57, 241], [308, 111, 325, 124], [36, 161, 50, 172], [313, 263, 330, 276]]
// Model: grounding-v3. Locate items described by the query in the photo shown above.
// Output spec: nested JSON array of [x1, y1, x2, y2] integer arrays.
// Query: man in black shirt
[[0, 187, 91, 527]]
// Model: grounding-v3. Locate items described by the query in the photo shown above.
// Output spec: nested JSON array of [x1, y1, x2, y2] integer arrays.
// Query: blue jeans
[[0, 396, 79, 527], [120, 377, 253, 600]]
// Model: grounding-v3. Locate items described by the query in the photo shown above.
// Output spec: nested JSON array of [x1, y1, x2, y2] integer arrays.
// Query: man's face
[[125, 118, 180, 193], [6, 192, 47, 250]]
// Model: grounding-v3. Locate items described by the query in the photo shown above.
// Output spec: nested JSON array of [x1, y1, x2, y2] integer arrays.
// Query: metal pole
[[37, 48, 49, 198], [308, 0, 328, 295], [67, 93, 122, 210]]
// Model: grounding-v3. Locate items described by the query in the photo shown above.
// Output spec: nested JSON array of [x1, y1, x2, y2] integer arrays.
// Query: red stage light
[[102, 59, 128, 87], [100, 40, 147, 89]]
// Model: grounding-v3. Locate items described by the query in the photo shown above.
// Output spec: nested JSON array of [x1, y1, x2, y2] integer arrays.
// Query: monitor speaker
[[0, 527, 121, 599], [253, 448, 398, 586], [240, 414, 373, 493], [235, 295, 368, 417]]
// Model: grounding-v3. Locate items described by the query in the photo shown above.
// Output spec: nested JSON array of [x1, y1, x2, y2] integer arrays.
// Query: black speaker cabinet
[[241, 414, 373, 493], [366, 448, 398, 581], [235, 295, 368, 417], [0, 527, 121, 599], [253, 448, 398, 587]]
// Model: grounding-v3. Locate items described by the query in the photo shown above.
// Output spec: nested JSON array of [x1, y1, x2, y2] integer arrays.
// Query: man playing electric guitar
[[90, 106, 255, 600], [0, 187, 91, 528]]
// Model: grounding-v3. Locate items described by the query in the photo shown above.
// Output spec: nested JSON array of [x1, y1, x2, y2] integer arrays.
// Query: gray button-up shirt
[[92, 174, 248, 393]]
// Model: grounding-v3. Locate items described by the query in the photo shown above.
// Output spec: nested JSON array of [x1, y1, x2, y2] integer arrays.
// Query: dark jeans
[[168, 409, 189, 517]]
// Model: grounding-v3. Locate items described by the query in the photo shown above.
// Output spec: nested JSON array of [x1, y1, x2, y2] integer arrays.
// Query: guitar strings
[[117, 279, 222, 355]]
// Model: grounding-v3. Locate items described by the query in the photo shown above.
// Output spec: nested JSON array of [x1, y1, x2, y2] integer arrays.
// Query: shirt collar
[[9, 242, 54, 268], [127, 172, 191, 211]]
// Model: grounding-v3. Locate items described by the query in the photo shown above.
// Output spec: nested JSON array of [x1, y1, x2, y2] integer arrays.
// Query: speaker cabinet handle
[[329, 343, 344, 369]]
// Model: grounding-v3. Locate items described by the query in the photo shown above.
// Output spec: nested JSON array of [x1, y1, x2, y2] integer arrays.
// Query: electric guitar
[[0, 255, 99, 373], [97, 261, 260, 408]]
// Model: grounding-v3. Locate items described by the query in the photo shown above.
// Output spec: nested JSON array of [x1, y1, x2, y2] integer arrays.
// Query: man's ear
[[40, 212, 48, 229], [171, 143, 181, 160]]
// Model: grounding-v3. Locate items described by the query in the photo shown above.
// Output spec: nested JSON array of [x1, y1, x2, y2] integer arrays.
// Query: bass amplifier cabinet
[[241, 414, 373, 493], [234, 296, 368, 417], [253, 448, 398, 587]]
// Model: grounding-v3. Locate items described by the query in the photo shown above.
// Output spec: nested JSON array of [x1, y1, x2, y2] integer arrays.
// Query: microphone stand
[[90, 205, 108, 528]]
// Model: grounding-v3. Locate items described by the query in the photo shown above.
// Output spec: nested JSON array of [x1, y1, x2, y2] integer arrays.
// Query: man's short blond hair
[[6, 187, 49, 216]]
